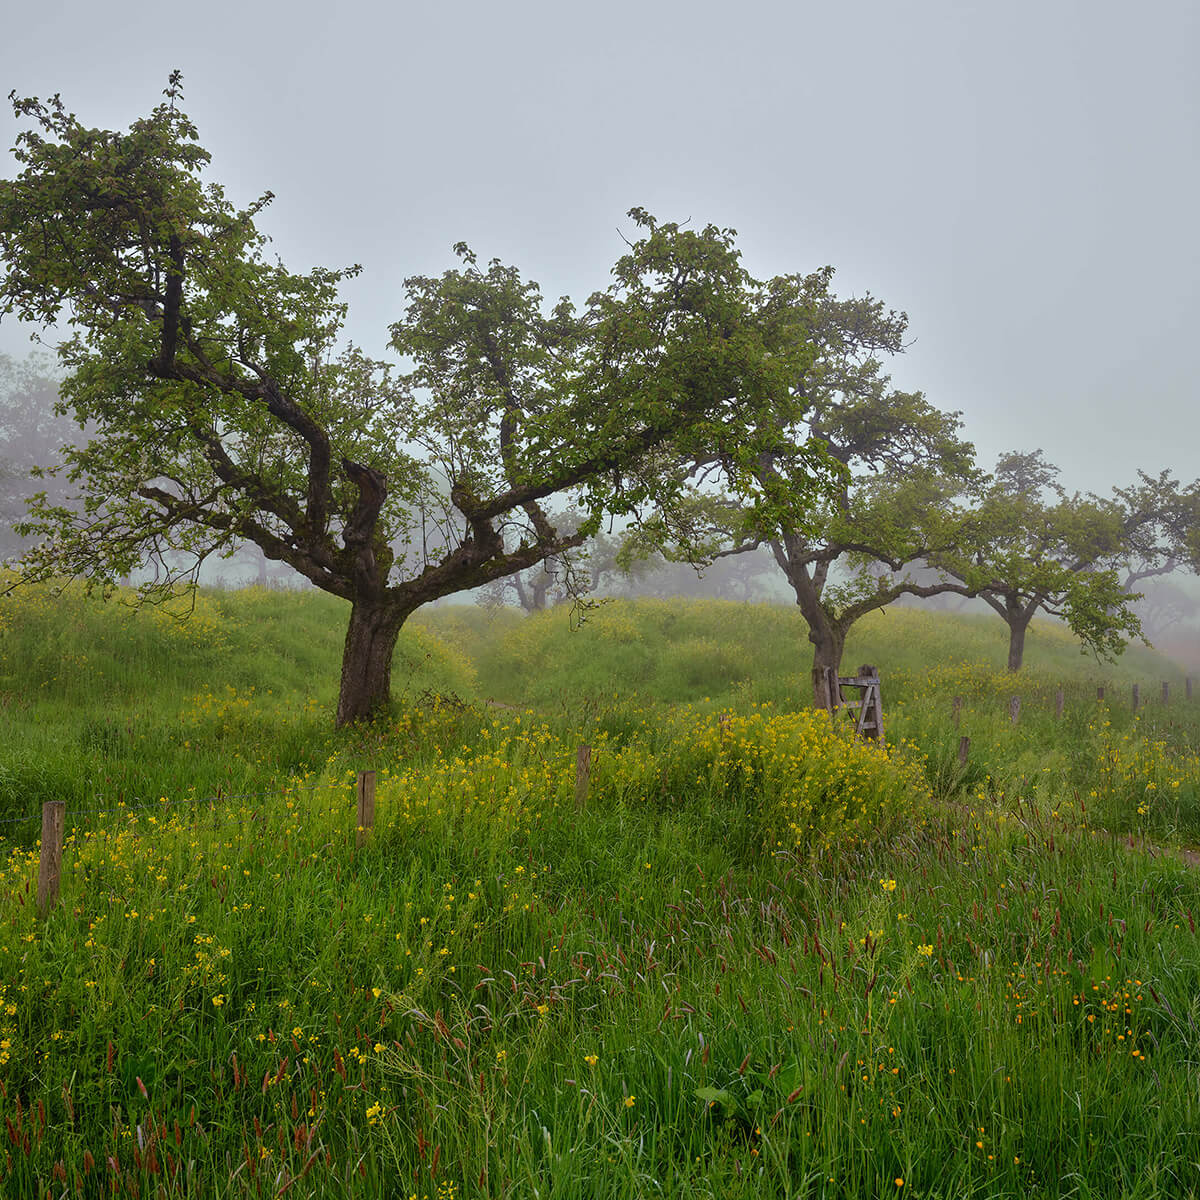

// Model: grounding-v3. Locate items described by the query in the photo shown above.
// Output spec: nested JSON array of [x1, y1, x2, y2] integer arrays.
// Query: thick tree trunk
[[1006, 616, 1030, 672], [336, 599, 409, 727], [809, 620, 848, 710], [772, 547, 850, 711]]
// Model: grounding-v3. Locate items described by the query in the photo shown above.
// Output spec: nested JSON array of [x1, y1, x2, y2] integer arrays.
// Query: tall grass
[[0, 580, 475, 825], [1, 587, 1199, 1196]]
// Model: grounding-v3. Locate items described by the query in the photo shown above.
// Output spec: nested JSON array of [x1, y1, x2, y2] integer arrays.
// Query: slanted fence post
[[355, 770, 376, 849], [859, 665, 883, 742], [37, 800, 65, 917]]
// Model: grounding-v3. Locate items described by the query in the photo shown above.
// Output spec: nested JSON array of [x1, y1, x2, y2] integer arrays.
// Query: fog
[[1, 0, 1196, 501]]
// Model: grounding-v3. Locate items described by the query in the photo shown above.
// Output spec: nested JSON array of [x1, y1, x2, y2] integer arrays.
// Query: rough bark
[[809, 619, 848, 710], [769, 545, 851, 708], [336, 598, 409, 726], [1006, 614, 1030, 672]]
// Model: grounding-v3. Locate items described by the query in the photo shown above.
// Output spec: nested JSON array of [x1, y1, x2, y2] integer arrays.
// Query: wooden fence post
[[958, 736, 970, 767], [856, 664, 884, 742], [37, 800, 65, 917], [813, 667, 840, 715], [575, 745, 592, 812], [1097, 685, 1106, 702], [1132, 684, 1139, 712], [1162, 681, 1170, 705], [355, 770, 376, 849], [1187, 677, 1193, 701], [1009, 696, 1021, 725], [952, 696, 962, 727], [1055, 687, 1064, 719]]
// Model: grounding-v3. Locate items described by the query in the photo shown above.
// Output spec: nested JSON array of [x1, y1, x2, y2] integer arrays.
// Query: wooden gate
[[815, 663, 884, 742]]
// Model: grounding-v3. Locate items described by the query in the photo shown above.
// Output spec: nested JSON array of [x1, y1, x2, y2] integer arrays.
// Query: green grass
[[1, 585, 1199, 1197], [0, 580, 476, 823]]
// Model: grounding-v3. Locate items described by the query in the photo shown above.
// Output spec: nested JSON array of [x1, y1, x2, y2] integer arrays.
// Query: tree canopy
[[0, 77, 840, 723], [679, 275, 979, 705], [934, 452, 1197, 670]]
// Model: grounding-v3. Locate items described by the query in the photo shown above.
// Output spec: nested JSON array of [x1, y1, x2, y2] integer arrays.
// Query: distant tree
[[1131, 574, 1200, 644], [0, 353, 83, 562], [1112, 469, 1200, 590], [684, 277, 979, 707], [0, 81, 839, 724], [610, 538, 784, 603], [934, 451, 1144, 671], [475, 508, 586, 612]]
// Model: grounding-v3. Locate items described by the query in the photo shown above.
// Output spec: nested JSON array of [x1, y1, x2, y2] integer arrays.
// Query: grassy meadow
[[1, 583, 1199, 1198]]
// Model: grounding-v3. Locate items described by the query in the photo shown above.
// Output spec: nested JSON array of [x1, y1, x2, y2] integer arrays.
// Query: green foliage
[[678, 274, 980, 690], [0, 82, 848, 722], [936, 451, 1147, 667]]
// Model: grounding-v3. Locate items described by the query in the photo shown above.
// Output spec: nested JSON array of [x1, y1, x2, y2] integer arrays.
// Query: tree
[[687, 277, 979, 706], [935, 451, 1143, 671], [475, 507, 587, 612], [0, 79, 839, 724], [1130, 574, 1200, 645], [605, 533, 785, 602], [0, 353, 83, 562], [1112, 469, 1200, 590]]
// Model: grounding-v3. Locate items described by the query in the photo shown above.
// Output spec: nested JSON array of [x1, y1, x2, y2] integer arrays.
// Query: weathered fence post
[[952, 696, 963, 727], [37, 800, 65, 916], [575, 744, 592, 812], [1132, 684, 1139, 712], [1188, 677, 1194, 701], [1055, 687, 1064, 719], [813, 667, 840, 715], [958, 736, 971, 767], [1009, 696, 1021, 725], [1097, 685, 1106, 702], [1162, 681, 1170, 705], [355, 770, 376, 849]]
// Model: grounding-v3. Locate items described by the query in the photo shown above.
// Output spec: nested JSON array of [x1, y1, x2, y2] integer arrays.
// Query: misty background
[[2, 0, 1198, 656]]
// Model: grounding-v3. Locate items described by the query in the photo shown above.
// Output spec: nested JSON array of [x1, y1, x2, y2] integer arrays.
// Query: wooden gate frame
[[815, 663, 884, 742]]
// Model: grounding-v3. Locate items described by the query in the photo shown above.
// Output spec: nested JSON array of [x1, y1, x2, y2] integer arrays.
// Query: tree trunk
[[1006, 615, 1030, 672], [772, 548, 849, 711], [336, 598, 409, 727], [809, 620, 848, 710]]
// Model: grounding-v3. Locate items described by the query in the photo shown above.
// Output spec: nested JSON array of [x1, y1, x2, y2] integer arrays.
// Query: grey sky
[[2, 0, 1196, 495]]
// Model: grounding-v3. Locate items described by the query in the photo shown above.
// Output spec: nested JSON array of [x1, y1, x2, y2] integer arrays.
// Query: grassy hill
[[1, 584, 1199, 1197]]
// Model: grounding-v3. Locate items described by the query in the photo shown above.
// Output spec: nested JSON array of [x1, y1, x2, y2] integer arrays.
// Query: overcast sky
[[1, 0, 1196, 495]]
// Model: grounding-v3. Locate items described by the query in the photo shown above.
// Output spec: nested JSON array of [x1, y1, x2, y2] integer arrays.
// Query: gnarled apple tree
[[0, 80, 838, 724], [679, 276, 980, 707]]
